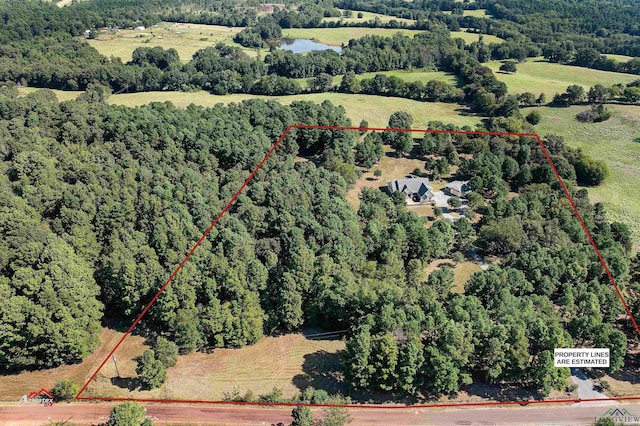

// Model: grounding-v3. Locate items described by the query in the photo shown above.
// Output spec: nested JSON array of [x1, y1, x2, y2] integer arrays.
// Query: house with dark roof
[[387, 176, 434, 203], [445, 180, 470, 197]]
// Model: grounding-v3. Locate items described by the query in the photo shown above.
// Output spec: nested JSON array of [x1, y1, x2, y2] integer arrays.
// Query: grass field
[[108, 91, 482, 129], [0, 327, 149, 401], [323, 9, 415, 25], [450, 31, 503, 44], [487, 58, 640, 98], [87, 22, 252, 63], [604, 54, 638, 63], [532, 104, 640, 250], [281, 27, 422, 46], [295, 69, 461, 88], [18, 87, 82, 101], [443, 9, 489, 17], [423, 259, 482, 292], [84, 330, 346, 401]]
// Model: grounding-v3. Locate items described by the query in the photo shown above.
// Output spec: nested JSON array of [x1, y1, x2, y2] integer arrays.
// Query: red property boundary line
[[75, 125, 640, 408]]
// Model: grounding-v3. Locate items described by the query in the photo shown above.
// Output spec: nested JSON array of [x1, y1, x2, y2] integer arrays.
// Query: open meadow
[[451, 31, 503, 44], [86, 22, 252, 63], [108, 91, 482, 129], [295, 69, 461, 88], [323, 9, 415, 25], [281, 27, 422, 46], [18, 87, 82, 101], [487, 58, 640, 98], [532, 104, 640, 250]]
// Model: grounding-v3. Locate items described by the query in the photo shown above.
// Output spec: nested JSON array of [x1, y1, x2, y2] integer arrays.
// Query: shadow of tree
[[110, 376, 140, 391], [292, 350, 346, 395]]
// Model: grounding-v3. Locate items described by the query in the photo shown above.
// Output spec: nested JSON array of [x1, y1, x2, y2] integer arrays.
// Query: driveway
[[432, 190, 467, 222], [570, 368, 612, 407]]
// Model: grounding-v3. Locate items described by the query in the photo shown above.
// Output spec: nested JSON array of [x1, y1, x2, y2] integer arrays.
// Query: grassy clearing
[[296, 69, 461, 88], [281, 27, 422, 46], [423, 259, 483, 292], [323, 9, 415, 25], [487, 57, 640, 98], [532, 104, 640, 249], [450, 31, 503, 44], [604, 54, 638, 63], [85, 330, 345, 401], [109, 91, 481, 129], [0, 328, 147, 401], [18, 87, 82, 102], [443, 9, 488, 17], [87, 22, 251, 63]]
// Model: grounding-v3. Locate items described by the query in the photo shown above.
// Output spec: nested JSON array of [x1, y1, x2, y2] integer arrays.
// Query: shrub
[[52, 379, 79, 401], [526, 110, 542, 125], [576, 104, 612, 123]]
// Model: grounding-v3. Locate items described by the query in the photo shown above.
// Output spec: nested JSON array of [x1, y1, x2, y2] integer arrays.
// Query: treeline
[[552, 81, 640, 106], [544, 46, 640, 76]]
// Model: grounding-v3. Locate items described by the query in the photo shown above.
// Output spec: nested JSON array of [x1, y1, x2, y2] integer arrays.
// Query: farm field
[[450, 31, 503, 44], [487, 58, 639, 98], [532, 104, 640, 250], [443, 9, 489, 17], [604, 53, 637, 63], [323, 9, 415, 25], [86, 22, 251, 63], [84, 330, 346, 401], [108, 91, 482, 129], [281, 27, 422, 46], [295, 69, 461, 88]]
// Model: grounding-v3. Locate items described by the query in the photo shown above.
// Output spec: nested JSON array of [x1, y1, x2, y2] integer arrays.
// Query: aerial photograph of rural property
[[1, 0, 640, 425]]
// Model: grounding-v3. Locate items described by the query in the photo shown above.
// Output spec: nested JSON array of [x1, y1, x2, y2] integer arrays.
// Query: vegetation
[[107, 402, 151, 426], [51, 379, 80, 401]]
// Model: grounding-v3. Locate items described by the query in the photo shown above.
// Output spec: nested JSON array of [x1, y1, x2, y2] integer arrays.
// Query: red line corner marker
[[75, 126, 640, 408]]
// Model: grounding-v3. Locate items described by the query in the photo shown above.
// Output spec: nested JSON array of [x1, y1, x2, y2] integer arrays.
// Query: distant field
[[604, 54, 638, 63], [18, 87, 82, 101], [533, 104, 640, 250], [296, 69, 460, 88], [487, 58, 639, 98], [108, 91, 481, 129], [281, 27, 422, 46], [85, 330, 346, 401], [443, 9, 488, 17], [450, 31, 503, 44], [87, 22, 252, 63], [323, 9, 415, 25]]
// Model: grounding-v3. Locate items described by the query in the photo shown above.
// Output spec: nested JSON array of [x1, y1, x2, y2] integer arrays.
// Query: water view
[[278, 38, 342, 53]]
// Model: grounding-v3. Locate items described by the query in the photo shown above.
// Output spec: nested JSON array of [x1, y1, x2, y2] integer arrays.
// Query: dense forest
[[0, 0, 638, 403]]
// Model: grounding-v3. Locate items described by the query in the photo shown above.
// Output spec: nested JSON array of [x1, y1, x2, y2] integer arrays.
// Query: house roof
[[445, 180, 469, 191], [388, 177, 432, 198]]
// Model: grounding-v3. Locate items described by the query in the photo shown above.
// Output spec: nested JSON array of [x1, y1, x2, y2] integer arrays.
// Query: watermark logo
[[19, 388, 53, 406], [595, 407, 640, 424]]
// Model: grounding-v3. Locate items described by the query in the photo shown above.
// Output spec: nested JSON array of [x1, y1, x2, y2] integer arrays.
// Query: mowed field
[[487, 58, 640, 98], [84, 331, 345, 401], [108, 91, 482, 128], [18, 87, 82, 101], [281, 27, 422, 46], [450, 31, 503, 44], [87, 22, 250, 63], [532, 104, 640, 250]]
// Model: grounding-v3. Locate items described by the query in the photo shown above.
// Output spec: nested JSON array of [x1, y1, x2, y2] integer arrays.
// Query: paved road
[[1, 400, 637, 425]]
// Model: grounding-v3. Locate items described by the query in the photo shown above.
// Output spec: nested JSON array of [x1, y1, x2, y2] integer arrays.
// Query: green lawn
[[532, 105, 640, 249], [108, 91, 481, 128], [323, 9, 415, 25], [487, 58, 639, 98], [604, 54, 638, 63], [443, 9, 489, 17], [87, 22, 253, 63], [281, 27, 423, 46], [296, 69, 461, 88]]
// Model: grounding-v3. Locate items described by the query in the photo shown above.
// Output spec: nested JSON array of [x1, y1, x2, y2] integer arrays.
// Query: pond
[[278, 38, 342, 54]]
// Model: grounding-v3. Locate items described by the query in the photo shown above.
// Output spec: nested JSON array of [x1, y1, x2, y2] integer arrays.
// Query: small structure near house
[[387, 176, 434, 203], [445, 180, 470, 198]]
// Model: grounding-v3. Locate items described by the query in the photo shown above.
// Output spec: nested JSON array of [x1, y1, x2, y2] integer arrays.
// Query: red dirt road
[[2, 401, 639, 425]]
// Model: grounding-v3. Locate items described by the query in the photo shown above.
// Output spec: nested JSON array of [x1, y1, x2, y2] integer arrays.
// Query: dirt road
[[1, 401, 639, 425]]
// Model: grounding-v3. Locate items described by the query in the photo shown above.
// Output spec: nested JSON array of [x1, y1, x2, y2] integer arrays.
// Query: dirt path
[[1, 400, 636, 425]]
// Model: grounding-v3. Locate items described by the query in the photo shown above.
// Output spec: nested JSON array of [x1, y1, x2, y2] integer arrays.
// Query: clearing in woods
[[86, 22, 251, 63], [323, 9, 416, 25], [487, 58, 640, 99], [532, 104, 640, 251], [280, 27, 422, 46], [107, 91, 482, 129]]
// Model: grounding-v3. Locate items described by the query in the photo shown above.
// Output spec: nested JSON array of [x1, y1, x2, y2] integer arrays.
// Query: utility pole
[[112, 355, 121, 378]]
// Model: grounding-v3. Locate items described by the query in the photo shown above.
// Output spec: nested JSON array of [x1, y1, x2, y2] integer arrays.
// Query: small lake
[[278, 38, 342, 54]]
